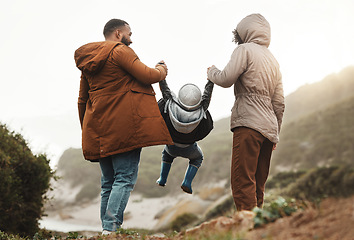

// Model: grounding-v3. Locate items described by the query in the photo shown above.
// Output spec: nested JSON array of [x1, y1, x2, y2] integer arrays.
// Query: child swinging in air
[[156, 79, 214, 194]]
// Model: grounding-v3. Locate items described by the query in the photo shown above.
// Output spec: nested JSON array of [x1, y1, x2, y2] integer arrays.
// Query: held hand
[[155, 60, 168, 79], [207, 65, 215, 73], [156, 60, 167, 71], [156, 60, 166, 67]]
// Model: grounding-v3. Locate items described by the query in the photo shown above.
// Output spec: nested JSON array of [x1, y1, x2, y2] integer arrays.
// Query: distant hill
[[283, 66, 354, 124], [271, 94, 354, 174], [55, 66, 354, 199], [271, 65, 354, 174], [55, 148, 100, 202]]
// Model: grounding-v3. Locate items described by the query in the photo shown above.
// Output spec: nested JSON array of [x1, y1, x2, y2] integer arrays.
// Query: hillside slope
[[270, 94, 354, 174]]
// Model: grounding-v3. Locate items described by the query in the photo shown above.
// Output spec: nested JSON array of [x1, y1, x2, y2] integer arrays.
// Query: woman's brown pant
[[231, 127, 273, 211]]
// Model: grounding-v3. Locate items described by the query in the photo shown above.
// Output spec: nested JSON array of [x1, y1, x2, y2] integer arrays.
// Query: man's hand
[[155, 60, 168, 79], [156, 60, 167, 68]]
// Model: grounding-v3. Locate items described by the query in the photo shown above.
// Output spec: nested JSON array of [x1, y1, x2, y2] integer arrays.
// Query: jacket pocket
[[131, 89, 161, 118], [131, 80, 156, 95]]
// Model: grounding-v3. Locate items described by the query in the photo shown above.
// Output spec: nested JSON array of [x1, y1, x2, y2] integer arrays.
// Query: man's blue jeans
[[162, 143, 203, 168], [99, 148, 141, 231]]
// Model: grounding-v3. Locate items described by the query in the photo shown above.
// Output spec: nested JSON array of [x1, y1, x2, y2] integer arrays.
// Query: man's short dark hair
[[103, 19, 129, 38]]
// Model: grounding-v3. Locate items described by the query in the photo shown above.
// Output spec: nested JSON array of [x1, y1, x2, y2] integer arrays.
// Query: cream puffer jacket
[[207, 13, 285, 143]]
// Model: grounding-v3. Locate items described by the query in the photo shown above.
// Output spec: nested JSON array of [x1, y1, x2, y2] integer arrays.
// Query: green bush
[[32, 228, 55, 240], [266, 170, 307, 189], [286, 165, 354, 201], [0, 124, 54, 237]]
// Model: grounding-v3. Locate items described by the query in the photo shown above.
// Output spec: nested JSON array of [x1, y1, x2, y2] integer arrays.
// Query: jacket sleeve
[[78, 73, 89, 128], [272, 75, 285, 132], [159, 79, 173, 100], [207, 46, 247, 88], [201, 80, 214, 111], [113, 46, 167, 85]]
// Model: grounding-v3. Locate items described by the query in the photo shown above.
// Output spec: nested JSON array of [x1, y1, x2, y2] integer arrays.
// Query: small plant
[[0, 231, 24, 240], [33, 228, 53, 240], [114, 228, 142, 239], [253, 196, 298, 227], [182, 230, 246, 240], [66, 232, 84, 239], [164, 230, 179, 238], [116, 228, 138, 235]]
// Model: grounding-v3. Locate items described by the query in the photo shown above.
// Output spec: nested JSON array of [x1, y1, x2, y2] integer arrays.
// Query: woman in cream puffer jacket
[[207, 13, 285, 211]]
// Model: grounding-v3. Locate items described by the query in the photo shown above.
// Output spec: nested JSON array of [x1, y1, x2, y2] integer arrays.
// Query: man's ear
[[116, 30, 121, 39]]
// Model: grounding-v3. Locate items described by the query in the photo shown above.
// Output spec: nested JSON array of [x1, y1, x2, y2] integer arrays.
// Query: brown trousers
[[231, 127, 273, 211]]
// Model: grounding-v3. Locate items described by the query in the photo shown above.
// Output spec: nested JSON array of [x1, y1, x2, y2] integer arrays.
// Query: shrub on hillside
[[286, 165, 354, 200], [266, 170, 307, 189], [0, 124, 54, 237]]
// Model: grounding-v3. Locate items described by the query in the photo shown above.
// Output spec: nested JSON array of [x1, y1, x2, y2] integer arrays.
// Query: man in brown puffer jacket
[[74, 19, 173, 234]]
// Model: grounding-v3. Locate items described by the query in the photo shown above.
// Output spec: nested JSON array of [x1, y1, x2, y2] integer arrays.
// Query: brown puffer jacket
[[207, 14, 285, 143], [74, 41, 173, 161]]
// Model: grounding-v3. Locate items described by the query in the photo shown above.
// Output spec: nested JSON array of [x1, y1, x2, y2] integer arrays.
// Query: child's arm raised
[[159, 79, 173, 100], [201, 80, 214, 110]]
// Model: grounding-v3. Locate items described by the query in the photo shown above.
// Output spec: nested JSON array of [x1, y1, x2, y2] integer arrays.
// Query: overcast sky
[[1, 0, 354, 167]]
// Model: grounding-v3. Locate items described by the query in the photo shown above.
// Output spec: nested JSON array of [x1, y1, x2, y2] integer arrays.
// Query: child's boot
[[156, 161, 172, 186], [181, 165, 198, 194]]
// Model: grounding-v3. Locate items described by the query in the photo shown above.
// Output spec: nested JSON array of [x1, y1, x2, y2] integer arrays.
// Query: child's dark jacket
[[158, 80, 214, 144]]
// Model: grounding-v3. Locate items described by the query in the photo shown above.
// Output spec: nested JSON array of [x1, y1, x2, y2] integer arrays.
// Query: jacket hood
[[74, 41, 121, 75], [166, 98, 205, 134], [236, 13, 271, 47]]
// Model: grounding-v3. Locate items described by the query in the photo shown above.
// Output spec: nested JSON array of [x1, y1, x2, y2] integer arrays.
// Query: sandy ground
[[40, 193, 182, 232], [244, 196, 354, 240], [41, 196, 354, 240], [41, 177, 227, 233]]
